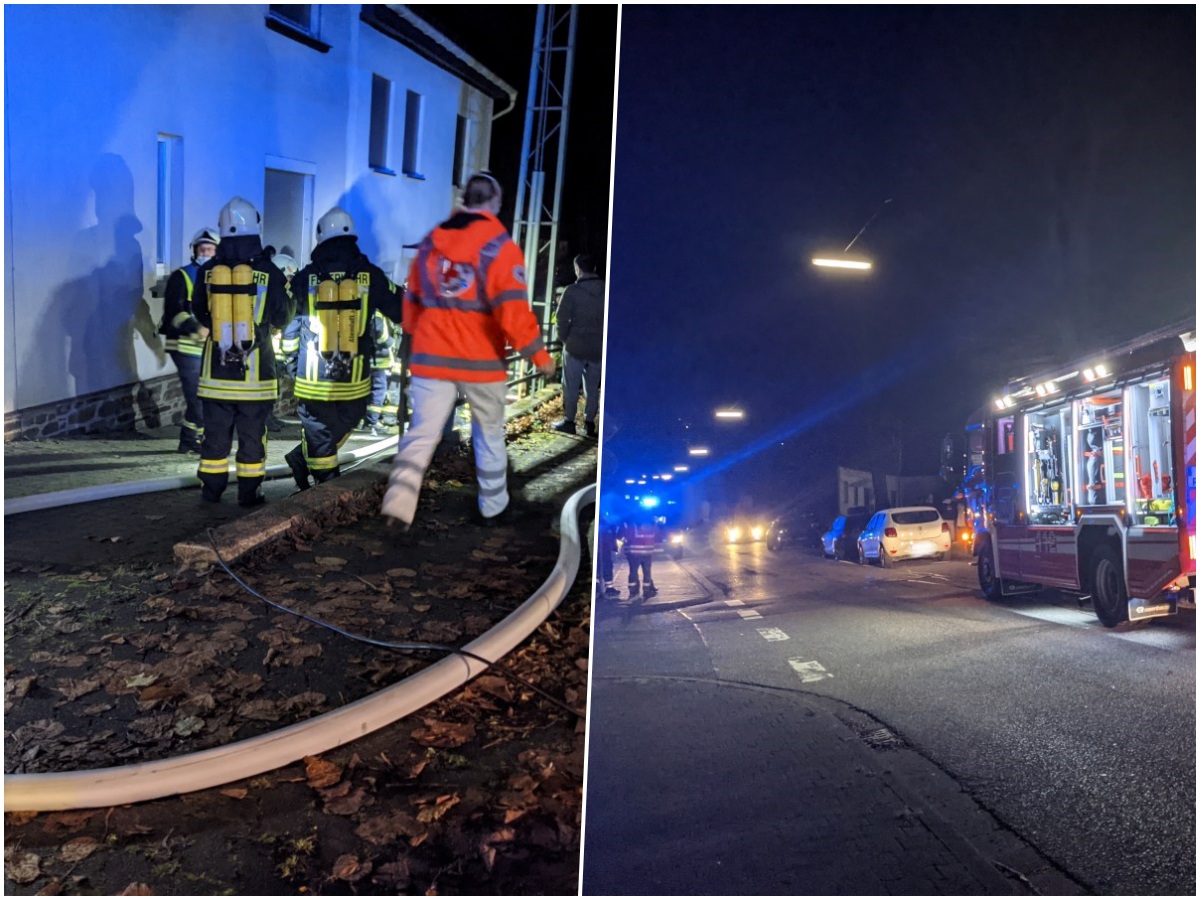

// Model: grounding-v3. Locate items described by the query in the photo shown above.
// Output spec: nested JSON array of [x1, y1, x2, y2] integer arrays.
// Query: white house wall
[[4, 4, 495, 415]]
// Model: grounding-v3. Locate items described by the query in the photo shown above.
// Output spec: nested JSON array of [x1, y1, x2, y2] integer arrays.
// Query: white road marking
[[788, 659, 833, 683], [908, 579, 942, 585], [756, 627, 790, 642], [737, 608, 763, 620], [725, 598, 745, 606]]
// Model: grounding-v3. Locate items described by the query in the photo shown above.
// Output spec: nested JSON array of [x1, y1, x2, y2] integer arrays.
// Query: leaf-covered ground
[[4, 400, 596, 895]]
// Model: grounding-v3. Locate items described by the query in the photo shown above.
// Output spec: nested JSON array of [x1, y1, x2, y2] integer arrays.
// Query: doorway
[[262, 163, 313, 266]]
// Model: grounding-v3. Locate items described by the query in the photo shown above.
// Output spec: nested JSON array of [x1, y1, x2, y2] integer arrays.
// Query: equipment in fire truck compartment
[[1128, 376, 1176, 526], [1083, 428, 1106, 504], [1026, 407, 1071, 524]]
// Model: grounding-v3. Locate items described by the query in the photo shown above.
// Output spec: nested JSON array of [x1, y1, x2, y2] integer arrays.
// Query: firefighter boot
[[284, 447, 310, 491], [552, 419, 576, 435], [644, 581, 658, 598]]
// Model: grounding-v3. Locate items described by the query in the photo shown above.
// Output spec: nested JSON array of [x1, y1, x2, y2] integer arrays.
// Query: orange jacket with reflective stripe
[[404, 210, 551, 383]]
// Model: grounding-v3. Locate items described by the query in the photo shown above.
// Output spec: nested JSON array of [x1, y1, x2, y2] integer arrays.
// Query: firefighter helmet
[[218, 197, 261, 237], [316, 207, 355, 244], [190, 227, 220, 251], [273, 253, 298, 279]]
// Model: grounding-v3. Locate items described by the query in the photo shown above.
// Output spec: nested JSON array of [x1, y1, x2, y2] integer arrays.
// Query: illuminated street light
[[714, 407, 744, 420], [688, 447, 710, 457], [811, 198, 891, 271], [673, 465, 689, 472]]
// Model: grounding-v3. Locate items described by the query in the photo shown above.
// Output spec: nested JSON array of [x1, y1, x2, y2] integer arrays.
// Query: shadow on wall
[[41, 154, 164, 413]]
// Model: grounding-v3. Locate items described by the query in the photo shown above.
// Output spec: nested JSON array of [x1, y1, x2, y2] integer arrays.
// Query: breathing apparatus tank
[[338, 278, 360, 354], [210, 265, 234, 353], [317, 280, 339, 360], [233, 264, 255, 352]]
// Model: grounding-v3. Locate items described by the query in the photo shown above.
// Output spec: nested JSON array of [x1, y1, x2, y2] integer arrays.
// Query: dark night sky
[[407, 5, 617, 261], [603, 5, 1195, 514]]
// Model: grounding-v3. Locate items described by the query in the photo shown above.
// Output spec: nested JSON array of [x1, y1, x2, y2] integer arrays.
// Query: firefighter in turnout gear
[[158, 227, 219, 453], [358, 308, 398, 437], [280, 207, 402, 489], [192, 197, 295, 507]]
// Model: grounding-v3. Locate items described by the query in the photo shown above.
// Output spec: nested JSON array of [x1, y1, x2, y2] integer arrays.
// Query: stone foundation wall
[[4, 377, 298, 443]]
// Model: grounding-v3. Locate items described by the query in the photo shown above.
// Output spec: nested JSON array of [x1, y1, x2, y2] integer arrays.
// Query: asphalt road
[[588, 535, 1195, 896]]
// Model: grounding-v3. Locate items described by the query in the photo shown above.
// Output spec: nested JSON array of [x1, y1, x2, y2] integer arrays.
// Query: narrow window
[[369, 75, 394, 173], [156, 134, 183, 275], [403, 90, 424, 178], [270, 5, 314, 32], [452, 115, 471, 187]]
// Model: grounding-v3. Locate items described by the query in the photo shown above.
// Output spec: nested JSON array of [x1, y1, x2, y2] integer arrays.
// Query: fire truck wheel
[[977, 539, 1003, 600], [1090, 544, 1129, 628]]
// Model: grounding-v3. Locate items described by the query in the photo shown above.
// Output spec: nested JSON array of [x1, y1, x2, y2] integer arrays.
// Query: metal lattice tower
[[512, 4, 578, 342]]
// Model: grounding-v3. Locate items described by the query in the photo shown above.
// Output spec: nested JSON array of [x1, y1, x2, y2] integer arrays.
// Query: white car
[[857, 507, 951, 567]]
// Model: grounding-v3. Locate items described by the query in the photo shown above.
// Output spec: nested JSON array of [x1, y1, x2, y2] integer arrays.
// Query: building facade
[[4, 4, 515, 440]]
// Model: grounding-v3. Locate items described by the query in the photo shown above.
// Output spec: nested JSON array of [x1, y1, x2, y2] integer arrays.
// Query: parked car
[[821, 512, 871, 561], [766, 513, 824, 551], [856, 506, 951, 566]]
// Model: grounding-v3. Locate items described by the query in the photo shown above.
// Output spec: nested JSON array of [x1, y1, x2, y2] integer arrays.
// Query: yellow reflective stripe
[[307, 453, 339, 472], [197, 382, 278, 401], [236, 460, 267, 478], [171, 311, 194, 330], [198, 458, 228, 475], [293, 378, 371, 401], [182, 269, 194, 297], [280, 337, 300, 353]]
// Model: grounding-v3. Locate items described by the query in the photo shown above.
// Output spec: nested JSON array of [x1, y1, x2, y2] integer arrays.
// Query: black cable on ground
[[205, 528, 581, 718]]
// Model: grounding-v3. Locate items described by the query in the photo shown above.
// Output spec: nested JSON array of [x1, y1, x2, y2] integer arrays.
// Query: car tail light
[[884, 527, 897, 538], [941, 522, 950, 533]]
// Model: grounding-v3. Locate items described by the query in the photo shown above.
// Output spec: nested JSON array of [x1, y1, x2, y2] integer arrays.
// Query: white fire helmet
[[316, 207, 356, 244], [218, 197, 261, 237], [190, 227, 219, 261], [273, 254, 298, 279]]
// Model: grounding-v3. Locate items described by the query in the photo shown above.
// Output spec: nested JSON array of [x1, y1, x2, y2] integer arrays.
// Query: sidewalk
[[585, 551, 1085, 896]]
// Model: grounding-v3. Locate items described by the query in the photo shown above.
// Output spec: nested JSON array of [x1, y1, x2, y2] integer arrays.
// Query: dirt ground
[[4, 407, 596, 895]]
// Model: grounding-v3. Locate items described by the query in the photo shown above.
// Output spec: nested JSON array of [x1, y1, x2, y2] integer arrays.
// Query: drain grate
[[861, 727, 903, 750]]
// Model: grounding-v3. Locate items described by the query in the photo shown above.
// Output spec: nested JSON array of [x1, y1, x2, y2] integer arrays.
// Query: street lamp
[[811, 198, 891, 271], [673, 465, 689, 472], [714, 407, 744, 420], [688, 447, 710, 457]]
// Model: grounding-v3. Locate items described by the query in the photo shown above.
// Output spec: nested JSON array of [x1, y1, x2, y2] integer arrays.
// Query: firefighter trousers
[[381, 377, 508, 525], [197, 400, 272, 505], [294, 397, 368, 483], [169, 351, 204, 449], [363, 369, 389, 426]]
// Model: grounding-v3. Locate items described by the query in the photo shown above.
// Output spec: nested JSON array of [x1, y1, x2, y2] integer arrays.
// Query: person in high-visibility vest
[[380, 172, 556, 529], [357, 308, 398, 437], [279, 208, 401, 488], [620, 511, 661, 598], [191, 197, 295, 507], [158, 227, 219, 454]]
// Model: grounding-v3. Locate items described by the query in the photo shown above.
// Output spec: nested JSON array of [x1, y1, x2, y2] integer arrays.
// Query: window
[[369, 75, 394, 174], [453, 115, 471, 187], [402, 90, 424, 178], [156, 134, 182, 276], [265, 5, 330, 52]]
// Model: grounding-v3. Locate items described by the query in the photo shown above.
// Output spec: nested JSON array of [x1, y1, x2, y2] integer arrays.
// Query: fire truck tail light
[[1183, 364, 1193, 392], [960, 530, 972, 543]]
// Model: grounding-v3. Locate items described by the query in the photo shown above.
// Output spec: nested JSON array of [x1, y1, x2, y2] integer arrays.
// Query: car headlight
[[750, 526, 764, 541], [726, 527, 741, 543], [670, 533, 685, 545]]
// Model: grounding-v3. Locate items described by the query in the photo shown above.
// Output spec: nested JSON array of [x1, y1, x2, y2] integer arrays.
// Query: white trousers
[[381, 376, 510, 524]]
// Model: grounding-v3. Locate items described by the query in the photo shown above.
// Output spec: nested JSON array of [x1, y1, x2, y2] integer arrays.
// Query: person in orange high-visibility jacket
[[381, 172, 556, 528]]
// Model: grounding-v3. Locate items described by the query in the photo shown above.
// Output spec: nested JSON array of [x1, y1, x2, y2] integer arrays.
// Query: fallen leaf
[[411, 719, 475, 749], [7, 810, 39, 826], [173, 716, 205, 737], [58, 836, 99, 863], [4, 847, 41, 884], [412, 604, 432, 613], [315, 556, 347, 568], [386, 567, 417, 578], [117, 883, 154, 896], [304, 756, 342, 789], [124, 672, 159, 689], [331, 854, 371, 883], [220, 788, 248, 800], [415, 794, 460, 823], [237, 698, 281, 722], [324, 786, 369, 817]]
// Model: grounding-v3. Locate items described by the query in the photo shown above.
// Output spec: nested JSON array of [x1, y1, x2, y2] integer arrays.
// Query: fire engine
[[969, 319, 1195, 627]]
